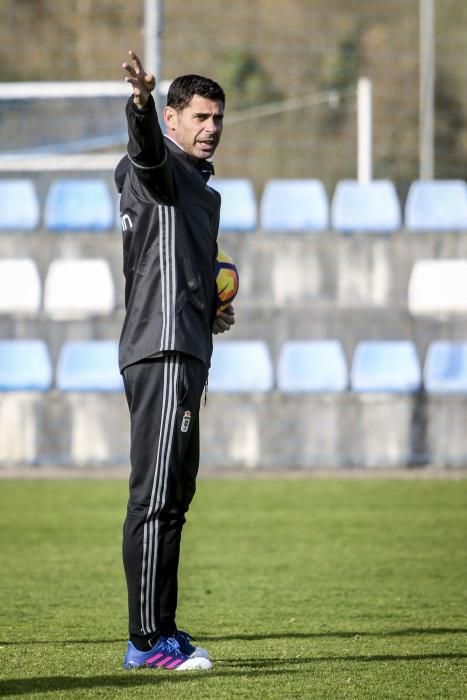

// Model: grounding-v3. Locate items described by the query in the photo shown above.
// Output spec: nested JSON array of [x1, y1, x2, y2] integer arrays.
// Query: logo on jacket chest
[[121, 213, 133, 232]]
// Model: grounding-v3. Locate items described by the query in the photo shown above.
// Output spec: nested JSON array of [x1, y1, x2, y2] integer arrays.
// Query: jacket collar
[[164, 135, 215, 181]]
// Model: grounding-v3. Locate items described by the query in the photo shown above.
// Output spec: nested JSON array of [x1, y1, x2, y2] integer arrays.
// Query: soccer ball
[[215, 248, 239, 311]]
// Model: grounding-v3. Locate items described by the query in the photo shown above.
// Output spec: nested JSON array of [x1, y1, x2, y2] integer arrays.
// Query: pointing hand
[[122, 50, 156, 109]]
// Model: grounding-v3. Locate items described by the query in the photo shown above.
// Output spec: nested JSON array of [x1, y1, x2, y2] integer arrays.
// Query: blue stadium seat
[[208, 340, 274, 392], [424, 341, 467, 393], [351, 340, 421, 392], [331, 179, 401, 233], [44, 178, 115, 231], [405, 180, 467, 231], [56, 340, 123, 391], [260, 179, 329, 232], [277, 340, 347, 392], [210, 178, 257, 232], [0, 179, 40, 230], [0, 340, 52, 391]]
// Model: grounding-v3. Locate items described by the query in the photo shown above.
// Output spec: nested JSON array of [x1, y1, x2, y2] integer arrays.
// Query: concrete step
[[1, 230, 467, 313], [2, 390, 466, 469]]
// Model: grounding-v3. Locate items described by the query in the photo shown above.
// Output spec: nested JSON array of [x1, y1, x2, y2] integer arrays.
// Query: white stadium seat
[[43, 258, 115, 318], [408, 259, 467, 315], [0, 258, 41, 314]]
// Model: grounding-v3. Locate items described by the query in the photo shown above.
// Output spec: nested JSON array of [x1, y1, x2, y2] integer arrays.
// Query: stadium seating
[[43, 258, 115, 318], [277, 340, 348, 392], [0, 179, 40, 230], [56, 340, 123, 391], [208, 340, 274, 392], [424, 341, 467, 393], [405, 180, 467, 231], [408, 259, 467, 315], [331, 179, 401, 233], [0, 258, 41, 314], [0, 339, 52, 390], [350, 340, 422, 392], [259, 179, 329, 232], [209, 178, 257, 232], [44, 178, 115, 231]]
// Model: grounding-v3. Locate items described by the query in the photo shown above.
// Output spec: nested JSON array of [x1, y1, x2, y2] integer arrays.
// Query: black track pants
[[122, 353, 208, 638]]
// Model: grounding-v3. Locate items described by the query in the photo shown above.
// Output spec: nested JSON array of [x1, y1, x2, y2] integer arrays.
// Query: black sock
[[160, 617, 177, 638], [130, 632, 160, 651]]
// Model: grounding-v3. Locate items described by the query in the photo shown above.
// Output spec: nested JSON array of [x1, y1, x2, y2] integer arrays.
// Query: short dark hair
[[167, 74, 225, 111]]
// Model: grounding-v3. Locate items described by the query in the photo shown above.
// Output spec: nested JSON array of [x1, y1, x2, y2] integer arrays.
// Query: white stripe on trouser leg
[[139, 356, 180, 634], [149, 358, 179, 632], [141, 357, 177, 633], [159, 205, 167, 349], [169, 206, 176, 349], [159, 205, 176, 352]]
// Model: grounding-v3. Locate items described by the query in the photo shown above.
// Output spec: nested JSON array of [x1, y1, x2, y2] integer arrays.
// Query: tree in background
[[435, 68, 466, 179], [320, 33, 361, 132], [217, 47, 282, 110]]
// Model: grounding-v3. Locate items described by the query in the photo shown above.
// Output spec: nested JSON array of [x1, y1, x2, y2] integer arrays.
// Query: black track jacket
[[115, 96, 220, 372]]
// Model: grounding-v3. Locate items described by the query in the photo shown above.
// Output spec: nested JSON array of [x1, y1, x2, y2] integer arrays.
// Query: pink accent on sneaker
[[156, 655, 172, 667], [166, 658, 183, 669], [146, 652, 163, 664]]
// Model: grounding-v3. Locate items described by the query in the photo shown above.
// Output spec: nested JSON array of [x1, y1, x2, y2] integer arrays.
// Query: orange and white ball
[[215, 249, 239, 311]]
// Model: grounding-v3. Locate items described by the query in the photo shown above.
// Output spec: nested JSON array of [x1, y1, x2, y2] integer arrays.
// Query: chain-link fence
[[0, 0, 466, 198]]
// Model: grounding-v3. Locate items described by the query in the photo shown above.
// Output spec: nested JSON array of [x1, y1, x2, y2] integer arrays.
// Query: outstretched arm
[[122, 50, 173, 197]]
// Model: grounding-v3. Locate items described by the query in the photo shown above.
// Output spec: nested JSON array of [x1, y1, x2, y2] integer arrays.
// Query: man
[[115, 50, 235, 671]]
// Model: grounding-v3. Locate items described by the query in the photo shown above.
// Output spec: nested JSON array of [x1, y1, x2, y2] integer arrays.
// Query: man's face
[[164, 94, 224, 160]]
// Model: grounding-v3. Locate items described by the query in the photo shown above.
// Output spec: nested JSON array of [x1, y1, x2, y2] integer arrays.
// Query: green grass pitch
[[0, 476, 466, 698]]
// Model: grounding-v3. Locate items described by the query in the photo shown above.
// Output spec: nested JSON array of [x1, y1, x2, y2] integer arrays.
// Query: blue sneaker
[[123, 636, 212, 671], [176, 630, 210, 659]]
